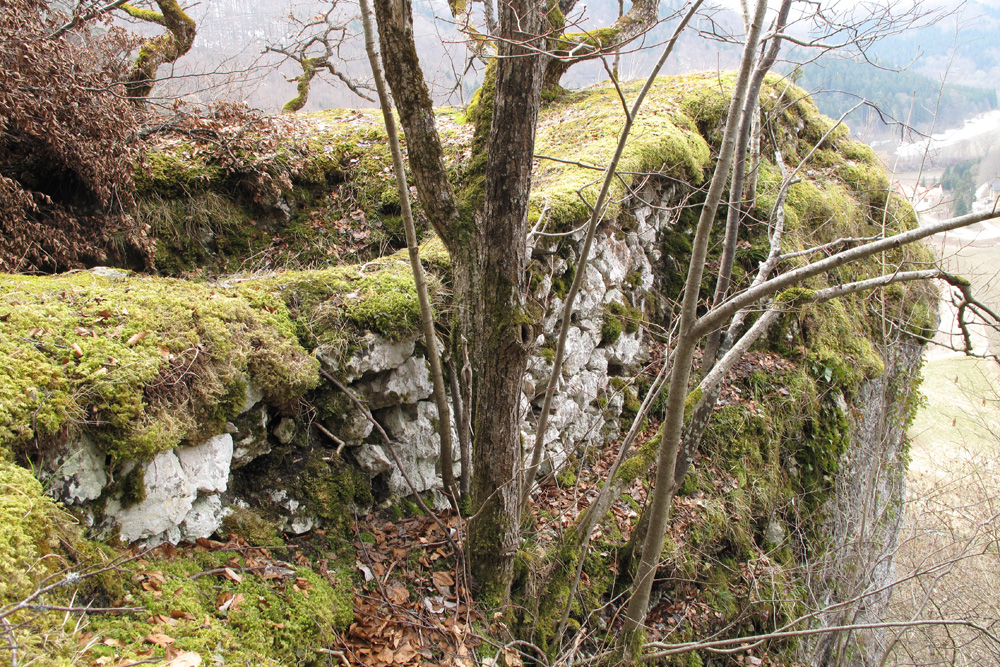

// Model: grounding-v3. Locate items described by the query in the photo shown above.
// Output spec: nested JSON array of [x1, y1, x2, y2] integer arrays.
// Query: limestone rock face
[[107, 451, 194, 544], [803, 339, 926, 667], [176, 434, 233, 494], [316, 333, 416, 382], [379, 401, 458, 495], [231, 405, 270, 468], [48, 433, 108, 504], [105, 434, 234, 545], [359, 356, 434, 409]]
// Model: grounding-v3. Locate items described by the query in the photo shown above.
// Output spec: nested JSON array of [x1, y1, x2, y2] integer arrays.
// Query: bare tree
[[266, 0, 374, 112], [116, 0, 197, 103]]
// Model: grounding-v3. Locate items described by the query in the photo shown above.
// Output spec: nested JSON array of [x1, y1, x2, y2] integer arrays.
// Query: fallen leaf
[[126, 331, 148, 346], [143, 633, 174, 647], [222, 567, 243, 584], [169, 610, 195, 620], [432, 571, 455, 588], [502, 647, 523, 667], [164, 651, 202, 667], [386, 584, 409, 605]]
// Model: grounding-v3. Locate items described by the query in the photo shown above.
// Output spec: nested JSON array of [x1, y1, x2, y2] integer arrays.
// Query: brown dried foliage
[[0, 0, 154, 273]]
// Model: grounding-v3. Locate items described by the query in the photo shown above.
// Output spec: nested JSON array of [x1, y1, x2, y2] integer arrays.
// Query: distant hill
[[794, 57, 999, 141]]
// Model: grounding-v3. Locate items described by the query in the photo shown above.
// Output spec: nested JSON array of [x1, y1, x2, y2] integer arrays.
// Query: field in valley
[[888, 231, 1000, 665]]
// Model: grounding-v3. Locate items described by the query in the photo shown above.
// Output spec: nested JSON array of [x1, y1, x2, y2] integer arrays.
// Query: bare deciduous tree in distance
[[266, 0, 374, 113]]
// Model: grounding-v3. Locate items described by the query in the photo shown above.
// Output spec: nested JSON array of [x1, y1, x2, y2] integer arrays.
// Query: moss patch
[[87, 549, 353, 666], [0, 270, 317, 463]]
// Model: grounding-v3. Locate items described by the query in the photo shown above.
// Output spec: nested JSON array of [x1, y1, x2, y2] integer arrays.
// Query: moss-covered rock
[[0, 270, 318, 463]]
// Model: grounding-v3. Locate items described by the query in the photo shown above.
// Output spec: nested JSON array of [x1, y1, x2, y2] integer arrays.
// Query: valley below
[[891, 229, 1000, 665]]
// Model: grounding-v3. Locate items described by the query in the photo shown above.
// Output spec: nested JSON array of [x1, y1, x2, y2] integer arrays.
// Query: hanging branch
[[118, 1, 197, 103]]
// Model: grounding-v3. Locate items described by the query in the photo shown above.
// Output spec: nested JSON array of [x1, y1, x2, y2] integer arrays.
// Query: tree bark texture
[[462, 0, 546, 601], [373, 0, 546, 600]]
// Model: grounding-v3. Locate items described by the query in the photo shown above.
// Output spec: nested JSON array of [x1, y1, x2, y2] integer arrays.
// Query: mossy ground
[[0, 271, 317, 464], [84, 548, 353, 666]]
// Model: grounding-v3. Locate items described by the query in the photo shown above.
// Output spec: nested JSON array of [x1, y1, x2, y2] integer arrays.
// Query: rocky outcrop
[[803, 339, 926, 667]]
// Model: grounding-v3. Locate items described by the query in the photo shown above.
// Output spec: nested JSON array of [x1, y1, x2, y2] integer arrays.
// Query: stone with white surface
[[49, 433, 107, 504], [176, 433, 233, 494], [107, 451, 195, 543]]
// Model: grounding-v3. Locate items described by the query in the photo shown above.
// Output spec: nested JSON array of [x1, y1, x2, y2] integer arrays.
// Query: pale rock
[[344, 334, 416, 380], [181, 495, 226, 541], [605, 390, 624, 417], [89, 266, 128, 279], [603, 287, 624, 306], [586, 350, 609, 374], [50, 433, 107, 504], [176, 434, 233, 494], [380, 402, 445, 495], [608, 331, 642, 367], [108, 451, 195, 543], [626, 237, 655, 291], [273, 417, 297, 445], [266, 489, 317, 534], [561, 327, 598, 376], [765, 519, 785, 546], [360, 356, 433, 409], [323, 404, 373, 445], [533, 273, 553, 301], [520, 378, 537, 405], [240, 377, 265, 414], [354, 444, 393, 478], [595, 233, 630, 285], [542, 296, 563, 335], [575, 265, 606, 320], [290, 516, 316, 534], [563, 371, 602, 410]]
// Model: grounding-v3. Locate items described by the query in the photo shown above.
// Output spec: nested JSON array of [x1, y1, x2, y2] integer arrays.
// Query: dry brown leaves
[[335, 513, 483, 667]]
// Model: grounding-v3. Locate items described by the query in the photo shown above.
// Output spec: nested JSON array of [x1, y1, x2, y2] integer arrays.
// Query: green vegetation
[[0, 271, 316, 463], [0, 245, 441, 468], [0, 70, 940, 666], [941, 159, 979, 216], [87, 550, 352, 666]]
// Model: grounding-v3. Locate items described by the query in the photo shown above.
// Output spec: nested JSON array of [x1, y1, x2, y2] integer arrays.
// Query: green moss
[[601, 313, 622, 345], [0, 459, 112, 662], [135, 147, 223, 197], [233, 447, 370, 532], [220, 506, 284, 545], [89, 550, 352, 665], [0, 271, 317, 463]]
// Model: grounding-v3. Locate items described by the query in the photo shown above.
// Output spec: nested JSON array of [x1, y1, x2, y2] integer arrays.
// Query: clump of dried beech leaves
[[0, 0, 152, 273]]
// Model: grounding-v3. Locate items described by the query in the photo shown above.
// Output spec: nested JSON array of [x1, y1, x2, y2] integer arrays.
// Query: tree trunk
[[463, 0, 546, 601], [122, 1, 196, 103], [372, 0, 546, 601]]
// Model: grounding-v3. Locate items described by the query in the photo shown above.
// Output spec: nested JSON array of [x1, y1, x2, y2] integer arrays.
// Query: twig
[[314, 422, 347, 454]]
